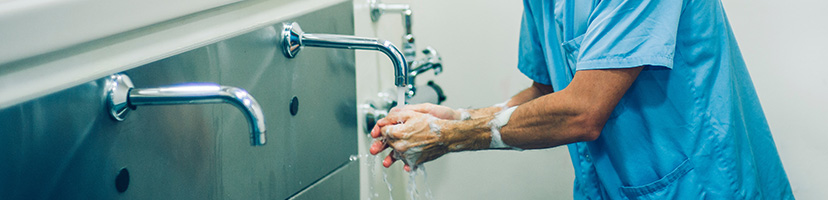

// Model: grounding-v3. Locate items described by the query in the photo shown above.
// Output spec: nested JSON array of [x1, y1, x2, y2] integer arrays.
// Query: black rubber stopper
[[290, 96, 299, 116], [115, 168, 130, 193]]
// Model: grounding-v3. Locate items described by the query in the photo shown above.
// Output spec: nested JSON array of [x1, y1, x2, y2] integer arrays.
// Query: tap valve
[[406, 46, 444, 98], [369, 0, 416, 62]]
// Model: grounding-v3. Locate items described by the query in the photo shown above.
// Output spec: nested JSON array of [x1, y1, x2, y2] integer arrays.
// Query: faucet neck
[[281, 22, 409, 88], [106, 74, 267, 146]]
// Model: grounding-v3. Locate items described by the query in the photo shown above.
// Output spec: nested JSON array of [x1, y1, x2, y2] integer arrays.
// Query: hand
[[391, 103, 462, 120], [369, 108, 494, 171], [369, 110, 451, 171]]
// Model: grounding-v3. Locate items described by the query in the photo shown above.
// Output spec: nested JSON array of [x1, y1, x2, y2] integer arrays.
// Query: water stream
[[363, 86, 434, 199], [397, 86, 407, 108]]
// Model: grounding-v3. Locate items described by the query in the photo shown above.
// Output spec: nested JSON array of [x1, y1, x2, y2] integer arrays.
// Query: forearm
[[448, 68, 641, 151], [461, 81, 555, 119], [508, 81, 555, 107], [433, 83, 570, 152], [499, 92, 598, 149], [500, 68, 642, 149]]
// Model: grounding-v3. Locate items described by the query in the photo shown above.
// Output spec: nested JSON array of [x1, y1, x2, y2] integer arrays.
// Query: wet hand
[[391, 103, 462, 120], [369, 110, 451, 170]]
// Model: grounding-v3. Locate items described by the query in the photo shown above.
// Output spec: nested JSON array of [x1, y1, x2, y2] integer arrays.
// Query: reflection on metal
[[368, 0, 415, 61], [407, 81, 447, 105], [409, 47, 443, 79], [0, 2, 357, 199], [361, 102, 388, 134], [281, 22, 409, 88], [407, 46, 443, 97], [106, 74, 267, 146]]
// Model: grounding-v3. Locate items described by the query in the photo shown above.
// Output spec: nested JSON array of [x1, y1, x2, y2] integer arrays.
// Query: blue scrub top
[[517, 0, 794, 199]]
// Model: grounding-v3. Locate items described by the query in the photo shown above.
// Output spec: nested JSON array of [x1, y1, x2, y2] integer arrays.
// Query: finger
[[384, 124, 416, 141], [389, 106, 403, 113], [400, 103, 435, 114], [375, 117, 399, 127], [387, 139, 411, 152], [371, 124, 382, 138], [404, 103, 460, 120], [370, 140, 388, 155], [380, 124, 398, 139], [376, 111, 414, 127], [372, 111, 410, 138], [383, 154, 397, 168], [404, 164, 411, 172]]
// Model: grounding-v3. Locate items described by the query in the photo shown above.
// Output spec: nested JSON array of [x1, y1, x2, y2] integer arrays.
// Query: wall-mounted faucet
[[105, 74, 267, 146], [281, 22, 409, 88], [366, 2, 446, 102], [408, 46, 442, 87], [401, 46, 443, 98], [369, 0, 415, 62]]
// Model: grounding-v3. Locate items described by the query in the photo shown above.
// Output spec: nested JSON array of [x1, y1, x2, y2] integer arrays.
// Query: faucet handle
[[422, 46, 441, 61], [409, 46, 443, 77], [421, 47, 433, 55], [105, 74, 267, 146], [422, 46, 443, 75]]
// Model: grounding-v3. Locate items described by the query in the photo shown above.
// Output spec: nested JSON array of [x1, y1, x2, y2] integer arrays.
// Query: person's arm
[[507, 81, 555, 107], [460, 81, 555, 119], [371, 67, 642, 167], [393, 81, 554, 121], [502, 66, 641, 148]]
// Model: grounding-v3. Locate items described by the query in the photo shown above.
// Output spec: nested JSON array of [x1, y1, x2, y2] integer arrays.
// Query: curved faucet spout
[[281, 22, 409, 87], [129, 85, 267, 145], [106, 74, 267, 146]]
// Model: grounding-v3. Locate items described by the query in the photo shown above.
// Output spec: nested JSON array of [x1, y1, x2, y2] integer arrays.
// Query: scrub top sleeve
[[517, 8, 552, 86], [576, 0, 683, 71]]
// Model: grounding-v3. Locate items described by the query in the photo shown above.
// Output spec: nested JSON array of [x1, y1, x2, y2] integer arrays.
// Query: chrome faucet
[[406, 46, 443, 97], [106, 74, 267, 146], [409, 46, 443, 83], [281, 22, 409, 88], [369, 0, 415, 62]]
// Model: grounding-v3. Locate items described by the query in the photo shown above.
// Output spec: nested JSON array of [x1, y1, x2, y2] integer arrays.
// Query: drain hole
[[115, 168, 130, 193]]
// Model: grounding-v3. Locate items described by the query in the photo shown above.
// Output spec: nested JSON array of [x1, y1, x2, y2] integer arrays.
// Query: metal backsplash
[[0, 2, 357, 199]]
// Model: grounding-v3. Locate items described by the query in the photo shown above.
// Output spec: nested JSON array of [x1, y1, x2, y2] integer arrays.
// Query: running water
[[422, 167, 434, 199], [408, 169, 419, 200], [363, 134, 393, 200], [397, 86, 437, 200], [407, 166, 435, 200], [365, 86, 405, 200], [397, 86, 407, 107], [383, 169, 394, 200], [367, 86, 438, 200], [350, 152, 385, 199]]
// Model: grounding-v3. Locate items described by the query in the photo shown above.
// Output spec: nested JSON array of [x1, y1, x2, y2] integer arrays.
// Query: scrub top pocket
[[561, 34, 584, 78], [618, 158, 695, 200]]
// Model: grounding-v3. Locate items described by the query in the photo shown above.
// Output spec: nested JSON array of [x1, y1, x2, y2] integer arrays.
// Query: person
[[370, 0, 794, 199]]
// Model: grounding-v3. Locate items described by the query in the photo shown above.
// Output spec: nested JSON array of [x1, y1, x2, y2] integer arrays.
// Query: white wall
[[722, 1, 828, 199], [358, 0, 827, 199]]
